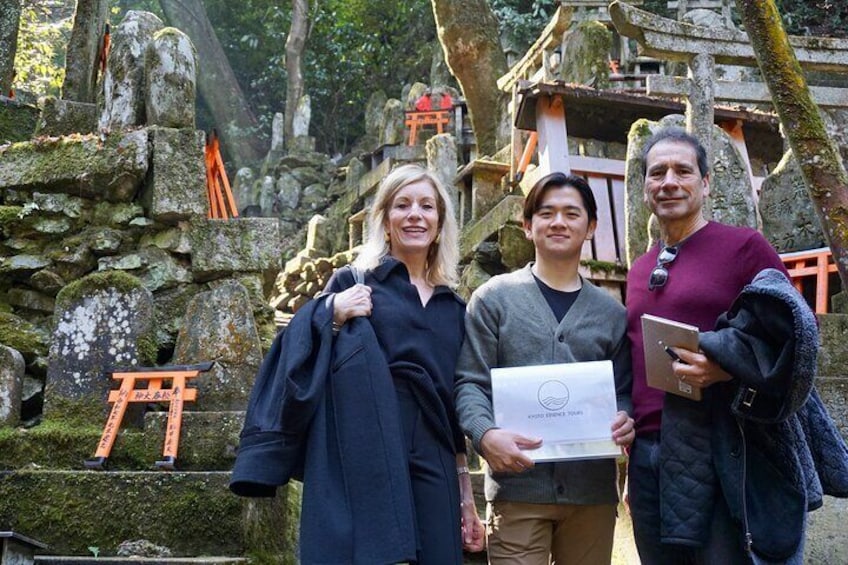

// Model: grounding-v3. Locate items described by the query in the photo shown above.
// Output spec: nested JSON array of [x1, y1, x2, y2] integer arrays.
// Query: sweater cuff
[[467, 417, 497, 454]]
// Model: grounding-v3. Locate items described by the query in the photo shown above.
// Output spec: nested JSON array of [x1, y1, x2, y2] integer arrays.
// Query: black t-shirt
[[533, 274, 580, 322]]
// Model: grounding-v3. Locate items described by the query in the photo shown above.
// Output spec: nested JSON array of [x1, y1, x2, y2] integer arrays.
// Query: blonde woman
[[327, 163, 484, 563]]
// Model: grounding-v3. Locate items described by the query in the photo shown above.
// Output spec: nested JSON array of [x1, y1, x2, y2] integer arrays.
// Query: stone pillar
[[0, 345, 24, 426], [379, 99, 405, 146], [426, 133, 459, 220], [686, 53, 715, 166], [292, 94, 311, 138], [99, 11, 164, 133], [0, 0, 22, 95], [62, 0, 109, 103], [144, 27, 197, 128], [305, 214, 329, 256], [271, 112, 284, 152]]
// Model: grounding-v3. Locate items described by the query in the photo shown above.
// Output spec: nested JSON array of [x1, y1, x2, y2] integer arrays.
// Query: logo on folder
[[537, 380, 570, 411]]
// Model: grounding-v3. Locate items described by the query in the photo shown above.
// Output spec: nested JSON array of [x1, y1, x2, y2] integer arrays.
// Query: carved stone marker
[[145, 27, 197, 128], [760, 150, 826, 253], [99, 11, 164, 133], [44, 272, 154, 420], [172, 281, 263, 410]]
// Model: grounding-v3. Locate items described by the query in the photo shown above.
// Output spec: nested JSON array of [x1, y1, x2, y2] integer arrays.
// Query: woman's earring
[[384, 231, 390, 243], [434, 233, 441, 244]]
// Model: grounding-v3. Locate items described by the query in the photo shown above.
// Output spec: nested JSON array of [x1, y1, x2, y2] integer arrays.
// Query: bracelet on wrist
[[456, 465, 470, 476]]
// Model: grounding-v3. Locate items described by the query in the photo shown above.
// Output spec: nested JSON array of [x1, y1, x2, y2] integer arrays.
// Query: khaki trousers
[[486, 500, 616, 565]]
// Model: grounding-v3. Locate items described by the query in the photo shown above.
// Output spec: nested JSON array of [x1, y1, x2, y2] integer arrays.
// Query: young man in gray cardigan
[[455, 172, 634, 564]]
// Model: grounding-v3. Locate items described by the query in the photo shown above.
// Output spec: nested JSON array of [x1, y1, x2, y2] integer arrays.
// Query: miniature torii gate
[[85, 362, 213, 471], [609, 0, 848, 165]]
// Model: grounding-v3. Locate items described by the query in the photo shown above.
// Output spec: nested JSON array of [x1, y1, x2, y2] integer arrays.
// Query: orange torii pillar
[[85, 361, 213, 471], [205, 129, 239, 219]]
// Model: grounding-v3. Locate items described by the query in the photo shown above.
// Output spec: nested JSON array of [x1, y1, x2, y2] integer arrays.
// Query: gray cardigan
[[455, 264, 633, 505]]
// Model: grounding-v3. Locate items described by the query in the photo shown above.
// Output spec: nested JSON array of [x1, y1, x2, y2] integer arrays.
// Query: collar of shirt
[[371, 256, 465, 305]]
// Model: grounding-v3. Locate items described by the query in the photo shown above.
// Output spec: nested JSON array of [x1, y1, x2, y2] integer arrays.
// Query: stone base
[[0, 97, 39, 143], [0, 470, 299, 559], [35, 98, 97, 137], [36, 557, 246, 565], [0, 412, 244, 471], [0, 470, 240, 556]]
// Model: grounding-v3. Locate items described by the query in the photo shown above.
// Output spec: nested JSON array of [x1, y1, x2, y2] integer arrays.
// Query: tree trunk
[[62, 0, 109, 102], [431, 0, 508, 156], [159, 0, 266, 167], [736, 0, 848, 295], [284, 0, 309, 148], [0, 0, 22, 95]]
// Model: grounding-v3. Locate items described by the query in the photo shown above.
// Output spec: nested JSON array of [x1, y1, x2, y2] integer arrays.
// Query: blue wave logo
[[538, 380, 569, 411]]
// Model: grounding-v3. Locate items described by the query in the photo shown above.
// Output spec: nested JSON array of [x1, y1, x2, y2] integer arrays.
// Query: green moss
[[137, 331, 159, 366], [0, 102, 38, 144], [629, 119, 654, 143], [0, 311, 48, 355], [0, 205, 23, 224], [0, 419, 158, 471], [42, 396, 109, 428], [0, 470, 244, 555], [55, 270, 144, 312], [581, 259, 628, 275]]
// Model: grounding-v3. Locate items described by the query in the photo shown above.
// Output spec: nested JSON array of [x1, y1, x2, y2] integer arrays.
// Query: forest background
[[12, 0, 848, 167]]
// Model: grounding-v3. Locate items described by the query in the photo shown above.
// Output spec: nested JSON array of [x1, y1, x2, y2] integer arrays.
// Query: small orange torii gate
[[85, 361, 213, 471], [405, 110, 450, 146]]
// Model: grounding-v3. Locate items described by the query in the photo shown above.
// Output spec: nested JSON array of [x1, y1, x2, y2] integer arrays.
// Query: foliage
[[14, 0, 843, 154], [305, 0, 435, 154], [13, 0, 74, 98], [775, 0, 848, 38], [489, 0, 558, 54], [201, 0, 437, 154]]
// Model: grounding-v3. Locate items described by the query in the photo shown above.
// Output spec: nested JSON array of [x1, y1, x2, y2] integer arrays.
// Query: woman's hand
[[457, 454, 485, 552], [461, 500, 485, 552], [332, 283, 372, 326]]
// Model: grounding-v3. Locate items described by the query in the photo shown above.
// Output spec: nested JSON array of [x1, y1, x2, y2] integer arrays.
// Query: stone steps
[[36, 558, 246, 565], [1, 412, 244, 471], [0, 469, 300, 559]]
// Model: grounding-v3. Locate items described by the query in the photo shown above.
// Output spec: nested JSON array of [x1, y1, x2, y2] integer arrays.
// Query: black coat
[[659, 269, 848, 561], [229, 296, 418, 564]]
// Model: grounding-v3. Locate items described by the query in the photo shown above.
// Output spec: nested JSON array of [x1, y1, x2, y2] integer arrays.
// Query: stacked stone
[[271, 250, 356, 315], [0, 11, 279, 426]]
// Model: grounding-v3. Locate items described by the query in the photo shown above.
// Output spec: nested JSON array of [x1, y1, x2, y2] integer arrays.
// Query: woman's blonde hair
[[353, 163, 459, 287]]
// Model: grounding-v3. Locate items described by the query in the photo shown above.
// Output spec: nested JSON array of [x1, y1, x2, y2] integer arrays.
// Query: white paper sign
[[491, 361, 620, 462]]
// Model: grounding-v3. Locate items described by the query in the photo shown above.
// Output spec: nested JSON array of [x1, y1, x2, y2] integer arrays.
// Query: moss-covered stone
[[0, 99, 38, 144], [55, 270, 145, 313], [0, 129, 149, 202], [243, 483, 301, 565], [0, 411, 243, 471], [0, 311, 49, 358], [580, 259, 628, 276], [34, 97, 98, 137], [0, 469, 245, 556], [45, 272, 156, 422], [560, 21, 613, 89]]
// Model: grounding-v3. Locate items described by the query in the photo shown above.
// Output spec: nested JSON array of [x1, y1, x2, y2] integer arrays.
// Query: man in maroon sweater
[[625, 128, 789, 563]]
